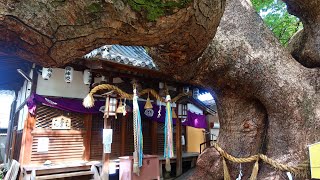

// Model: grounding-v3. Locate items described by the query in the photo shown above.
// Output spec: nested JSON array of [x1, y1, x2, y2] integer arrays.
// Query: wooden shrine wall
[[90, 113, 121, 160], [157, 123, 177, 155], [13, 130, 23, 161], [30, 105, 86, 164], [123, 114, 134, 156], [90, 114, 153, 160]]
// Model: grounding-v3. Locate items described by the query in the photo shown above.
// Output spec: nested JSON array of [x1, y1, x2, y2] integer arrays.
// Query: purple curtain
[[141, 105, 207, 129], [27, 93, 104, 115], [27, 93, 207, 129]]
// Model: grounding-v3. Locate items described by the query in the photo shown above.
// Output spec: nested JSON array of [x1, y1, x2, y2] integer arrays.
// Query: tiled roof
[[84, 45, 157, 69], [201, 99, 217, 112]]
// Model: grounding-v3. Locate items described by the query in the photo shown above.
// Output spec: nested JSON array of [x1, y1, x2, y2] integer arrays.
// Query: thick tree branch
[[0, 0, 224, 68]]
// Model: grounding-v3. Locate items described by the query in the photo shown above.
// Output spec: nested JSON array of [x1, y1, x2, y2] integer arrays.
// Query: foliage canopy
[[251, 0, 303, 46]]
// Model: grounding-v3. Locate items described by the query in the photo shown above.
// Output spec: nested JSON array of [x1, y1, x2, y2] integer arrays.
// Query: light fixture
[[104, 95, 117, 119], [83, 69, 92, 85], [41, 67, 53, 80], [178, 104, 187, 122], [183, 86, 189, 93], [17, 69, 32, 82], [64, 66, 74, 83], [193, 88, 200, 99]]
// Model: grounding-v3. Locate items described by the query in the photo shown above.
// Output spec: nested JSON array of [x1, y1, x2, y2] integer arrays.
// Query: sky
[[0, 91, 15, 129], [198, 92, 214, 101]]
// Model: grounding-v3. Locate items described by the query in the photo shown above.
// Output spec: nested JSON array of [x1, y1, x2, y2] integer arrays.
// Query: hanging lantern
[[64, 66, 74, 83], [144, 93, 153, 109], [193, 88, 200, 99], [83, 69, 92, 85], [42, 67, 53, 80], [159, 82, 164, 89], [109, 97, 117, 117], [178, 104, 188, 122], [183, 86, 190, 93], [116, 99, 124, 114], [104, 96, 117, 118], [172, 107, 177, 119]]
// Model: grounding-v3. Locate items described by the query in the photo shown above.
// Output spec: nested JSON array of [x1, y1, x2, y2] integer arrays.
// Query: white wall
[[187, 103, 203, 115], [36, 68, 90, 99], [16, 69, 33, 130]]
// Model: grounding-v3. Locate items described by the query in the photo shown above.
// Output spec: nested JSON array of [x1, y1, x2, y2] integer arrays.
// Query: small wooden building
[[6, 45, 217, 179]]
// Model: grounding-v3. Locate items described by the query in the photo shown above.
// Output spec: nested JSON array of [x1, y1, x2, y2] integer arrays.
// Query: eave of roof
[[84, 45, 157, 70]]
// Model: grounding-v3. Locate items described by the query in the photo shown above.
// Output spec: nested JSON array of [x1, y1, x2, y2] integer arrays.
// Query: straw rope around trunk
[[211, 143, 310, 179], [83, 84, 191, 108]]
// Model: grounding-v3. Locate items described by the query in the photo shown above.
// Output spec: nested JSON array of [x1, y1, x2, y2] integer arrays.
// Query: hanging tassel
[[133, 86, 143, 176], [133, 151, 140, 175], [223, 157, 231, 180], [164, 95, 174, 172], [83, 93, 94, 108], [249, 159, 259, 180]]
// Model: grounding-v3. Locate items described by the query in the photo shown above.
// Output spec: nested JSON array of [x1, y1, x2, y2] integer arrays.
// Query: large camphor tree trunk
[[0, 0, 319, 179], [190, 0, 320, 179]]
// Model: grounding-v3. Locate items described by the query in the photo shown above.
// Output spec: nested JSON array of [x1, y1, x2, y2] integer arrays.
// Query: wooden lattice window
[[35, 105, 85, 130]]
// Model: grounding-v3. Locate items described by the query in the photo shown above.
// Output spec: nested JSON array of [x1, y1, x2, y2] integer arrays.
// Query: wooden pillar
[[83, 114, 92, 161], [102, 116, 111, 180], [151, 121, 158, 155], [176, 118, 182, 176], [205, 114, 211, 148], [10, 126, 17, 161], [120, 116, 127, 156], [19, 113, 36, 165]]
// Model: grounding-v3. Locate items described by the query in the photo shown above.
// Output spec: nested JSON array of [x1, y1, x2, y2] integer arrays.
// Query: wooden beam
[[120, 115, 127, 156], [176, 118, 182, 176], [83, 114, 92, 161], [31, 129, 84, 135], [151, 121, 158, 155]]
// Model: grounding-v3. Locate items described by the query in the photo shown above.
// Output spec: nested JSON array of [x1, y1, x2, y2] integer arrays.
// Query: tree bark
[[0, 0, 224, 68], [189, 0, 320, 179]]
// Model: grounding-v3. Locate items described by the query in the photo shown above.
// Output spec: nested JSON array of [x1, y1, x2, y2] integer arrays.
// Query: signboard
[[104, 143, 112, 153], [103, 129, 113, 153], [37, 137, 49, 152], [52, 116, 71, 130], [103, 129, 113, 144], [309, 142, 320, 179]]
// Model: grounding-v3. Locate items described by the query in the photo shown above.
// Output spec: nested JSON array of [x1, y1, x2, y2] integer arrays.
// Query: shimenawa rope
[[211, 143, 310, 179], [83, 84, 191, 108]]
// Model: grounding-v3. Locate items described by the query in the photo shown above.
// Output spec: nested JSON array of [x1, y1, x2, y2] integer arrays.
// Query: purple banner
[[27, 93, 105, 115], [141, 104, 207, 129], [27, 93, 207, 129]]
